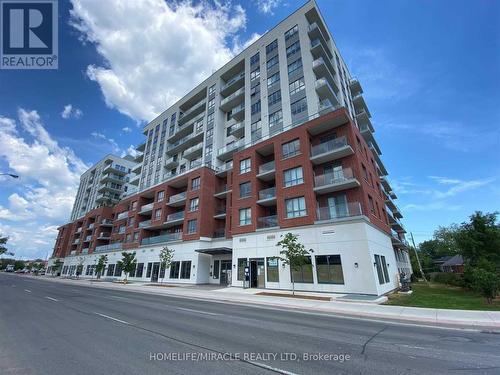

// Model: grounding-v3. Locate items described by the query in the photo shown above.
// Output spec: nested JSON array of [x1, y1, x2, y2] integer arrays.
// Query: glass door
[[327, 194, 348, 219]]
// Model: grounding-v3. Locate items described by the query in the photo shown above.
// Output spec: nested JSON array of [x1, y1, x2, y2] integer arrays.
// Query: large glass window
[[250, 68, 260, 81], [191, 177, 200, 191], [282, 139, 300, 158], [268, 109, 283, 128], [381, 255, 390, 283], [213, 260, 220, 279], [189, 198, 199, 212], [285, 197, 307, 218], [316, 255, 344, 284], [289, 77, 305, 95], [169, 261, 180, 278], [237, 258, 247, 280], [266, 39, 278, 54], [239, 182, 251, 198], [135, 263, 144, 278], [187, 219, 197, 234], [239, 208, 251, 226], [267, 72, 280, 87], [266, 55, 279, 70], [180, 261, 191, 279], [107, 264, 115, 276], [286, 41, 300, 57], [251, 100, 261, 115], [266, 258, 279, 282], [268, 90, 282, 106], [291, 97, 307, 116], [283, 167, 304, 187], [284, 24, 298, 40], [374, 255, 385, 284], [250, 52, 260, 65], [290, 256, 313, 283], [287, 58, 302, 75], [240, 158, 251, 174]]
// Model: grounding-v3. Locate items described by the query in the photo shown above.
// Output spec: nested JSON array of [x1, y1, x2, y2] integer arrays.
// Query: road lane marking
[[175, 307, 220, 316], [45, 297, 59, 302], [245, 361, 299, 375], [94, 312, 130, 325], [24, 289, 31, 293]]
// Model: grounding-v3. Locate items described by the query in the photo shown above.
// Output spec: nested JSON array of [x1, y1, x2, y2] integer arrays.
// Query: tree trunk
[[291, 272, 295, 296]]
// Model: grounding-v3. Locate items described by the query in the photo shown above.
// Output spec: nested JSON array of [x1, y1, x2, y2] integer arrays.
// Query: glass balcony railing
[[169, 191, 187, 204], [215, 184, 229, 194], [258, 187, 276, 200], [310, 136, 348, 157], [213, 228, 226, 238], [217, 139, 245, 157], [257, 215, 278, 229], [221, 71, 245, 91], [166, 212, 184, 221], [141, 232, 182, 245], [116, 211, 129, 220], [258, 160, 275, 175], [221, 87, 245, 106], [139, 220, 152, 228], [95, 242, 122, 253], [316, 202, 362, 221], [139, 202, 154, 212], [314, 168, 356, 187]]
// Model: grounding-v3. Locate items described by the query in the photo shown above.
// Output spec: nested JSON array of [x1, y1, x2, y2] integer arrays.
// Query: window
[[250, 52, 259, 65], [213, 260, 220, 279], [208, 98, 215, 110], [267, 72, 280, 87], [362, 164, 368, 181], [250, 68, 260, 81], [157, 191, 164, 202], [237, 258, 247, 280], [368, 195, 375, 215], [189, 198, 199, 212], [134, 263, 143, 278], [290, 256, 313, 283], [191, 177, 200, 191], [285, 197, 307, 218], [283, 167, 304, 187], [282, 139, 300, 158], [180, 261, 191, 279], [266, 39, 278, 54], [239, 182, 251, 198], [251, 100, 261, 115], [208, 84, 216, 96], [374, 255, 385, 284], [133, 232, 139, 241], [132, 201, 137, 210], [291, 97, 307, 116], [107, 264, 115, 277], [286, 41, 300, 57], [268, 90, 281, 106], [287, 58, 302, 75], [251, 120, 262, 138], [239, 208, 251, 225], [268, 109, 283, 128], [169, 261, 180, 278], [284, 24, 298, 40], [159, 264, 166, 279], [266, 258, 279, 282], [154, 208, 162, 220], [316, 255, 344, 284], [240, 158, 251, 174], [126, 234, 131, 242], [381, 255, 390, 283], [266, 55, 279, 70], [114, 264, 122, 277], [187, 219, 197, 234], [289, 77, 305, 95]]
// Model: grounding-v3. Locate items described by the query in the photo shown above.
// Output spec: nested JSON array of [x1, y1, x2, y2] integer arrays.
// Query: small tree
[[472, 268, 499, 304], [51, 259, 63, 276], [276, 233, 313, 295], [75, 257, 84, 278], [95, 255, 108, 279], [117, 251, 137, 284], [159, 246, 175, 283], [0, 234, 14, 256]]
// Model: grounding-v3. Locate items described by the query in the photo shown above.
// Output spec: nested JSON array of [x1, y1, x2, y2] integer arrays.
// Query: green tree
[[159, 246, 175, 283], [14, 260, 25, 271], [472, 268, 499, 304], [117, 251, 136, 284], [276, 233, 313, 295], [0, 234, 14, 256], [95, 255, 108, 279], [51, 259, 63, 275]]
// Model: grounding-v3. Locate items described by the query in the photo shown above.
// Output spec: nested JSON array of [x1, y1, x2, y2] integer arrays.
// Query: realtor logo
[[1, 0, 58, 69]]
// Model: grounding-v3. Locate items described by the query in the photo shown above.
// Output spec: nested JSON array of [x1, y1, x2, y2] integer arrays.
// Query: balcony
[[257, 187, 276, 206], [118, 227, 126, 234], [312, 57, 338, 92], [134, 152, 144, 163], [72, 239, 80, 245], [131, 163, 142, 174], [217, 139, 245, 161], [182, 142, 203, 160], [214, 206, 227, 219], [310, 37, 333, 64], [391, 230, 409, 248], [116, 211, 129, 221], [220, 71, 245, 97], [88, 223, 95, 230], [352, 93, 370, 116], [76, 227, 82, 233], [101, 173, 126, 184], [103, 163, 128, 176], [166, 127, 204, 156], [380, 176, 392, 194], [84, 235, 92, 242], [230, 102, 245, 121], [349, 77, 362, 97], [316, 202, 363, 222], [97, 183, 122, 194], [256, 160, 276, 181], [355, 108, 372, 129], [138, 202, 154, 215], [140, 232, 182, 246], [97, 232, 110, 240], [95, 242, 122, 253], [386, 198, 403, 219], [168, 112, 205, 142], [315, 78, 339, 105], [359, 122, 375, 137], [139, 220, 152, 228], [213, 228, 226, 238], [220, 86, 245, 111], [167, 191, 187, 207], [310, 136, 354, 165], [178, 98, 206, 126], [164, 156, 179, 169], [136, 141, 146, 152], [214, 184, 231, 198], [100, 219, 113, 226], [313, 168, 360, 194], [308, 22, 331, 50], [81, 248, 89, 254], [257, 215, 279, 230], [129, 174, 140, 186], [215, 161, 233, 177], [227, 121, 245, 138], [165, 212, 185, 227]]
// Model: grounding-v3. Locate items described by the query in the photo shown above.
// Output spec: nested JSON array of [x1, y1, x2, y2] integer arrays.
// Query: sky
[[0, 0, 499, 260]]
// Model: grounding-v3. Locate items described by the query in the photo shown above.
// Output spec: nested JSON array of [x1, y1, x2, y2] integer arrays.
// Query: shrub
[[471, 268, 499, 304], [430, 272, 464, 286]]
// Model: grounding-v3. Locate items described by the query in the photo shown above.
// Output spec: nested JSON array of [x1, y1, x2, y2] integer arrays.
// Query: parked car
[[5, 265, 14, 272]]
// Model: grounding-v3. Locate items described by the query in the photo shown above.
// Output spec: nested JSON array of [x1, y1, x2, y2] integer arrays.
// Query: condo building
[[50, 0, 412, 296]]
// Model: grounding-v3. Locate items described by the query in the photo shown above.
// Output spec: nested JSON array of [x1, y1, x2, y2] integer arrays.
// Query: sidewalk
[[34, 275, 500, 330]]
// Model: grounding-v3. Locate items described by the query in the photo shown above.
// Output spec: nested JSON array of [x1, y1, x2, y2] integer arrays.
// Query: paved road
[[1, 274, 500, 375]]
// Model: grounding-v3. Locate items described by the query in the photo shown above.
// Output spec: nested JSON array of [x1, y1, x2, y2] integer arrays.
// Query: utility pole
[[410, 232, 428, 283]]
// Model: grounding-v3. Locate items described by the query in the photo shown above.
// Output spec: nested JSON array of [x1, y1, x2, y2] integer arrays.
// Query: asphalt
[[1, 273, 500, 375]]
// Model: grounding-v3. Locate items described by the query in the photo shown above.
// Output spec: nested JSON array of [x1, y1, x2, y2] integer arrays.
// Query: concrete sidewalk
[[30, 275, 500, 330]]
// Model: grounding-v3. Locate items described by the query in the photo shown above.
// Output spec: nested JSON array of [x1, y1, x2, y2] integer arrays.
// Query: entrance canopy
[[195, 247, 232, 255]]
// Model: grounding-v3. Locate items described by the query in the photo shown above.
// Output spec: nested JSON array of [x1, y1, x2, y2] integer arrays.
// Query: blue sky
[[0, 0, 499, 259]]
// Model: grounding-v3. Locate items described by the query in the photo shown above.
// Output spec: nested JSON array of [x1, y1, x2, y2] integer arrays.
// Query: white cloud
[[122, 145, 140, 158], [122, 126, 132, 133], [61, 104, 83, 119], [70, 0, 251, 122], [256, 0, 282, 15], [91, 131, 121, 154], [0, 110, 88, 259]]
